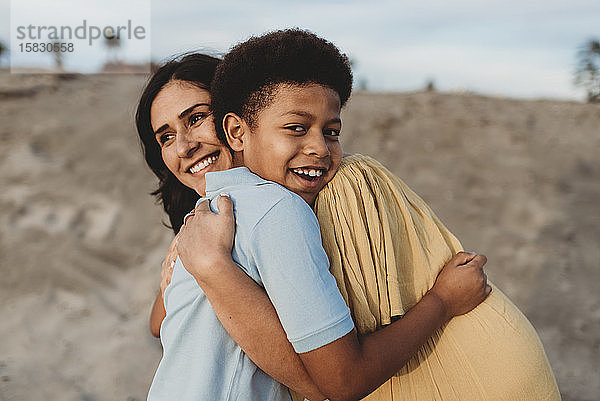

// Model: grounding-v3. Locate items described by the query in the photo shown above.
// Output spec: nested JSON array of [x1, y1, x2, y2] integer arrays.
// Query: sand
[[0, 70, 598, 401]]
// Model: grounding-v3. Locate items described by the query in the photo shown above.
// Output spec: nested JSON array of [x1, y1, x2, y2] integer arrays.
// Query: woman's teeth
[[189, 155, 218, 173], [292, 168, 323, 177]]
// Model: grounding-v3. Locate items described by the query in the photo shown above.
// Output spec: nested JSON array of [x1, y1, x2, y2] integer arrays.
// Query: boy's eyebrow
[[283, 110, 314, 118], [283, 110, 342, 124], [154, 103, 211, 135]]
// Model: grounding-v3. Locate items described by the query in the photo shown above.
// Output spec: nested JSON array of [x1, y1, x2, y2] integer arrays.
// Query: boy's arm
[[248, 194, 489, 401], [297, 253, 490, 401], [196, 252, 487, 401], [198, 257, 328, 400]]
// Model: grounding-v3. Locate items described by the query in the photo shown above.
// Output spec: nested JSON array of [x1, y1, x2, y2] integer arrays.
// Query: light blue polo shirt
[[147, 167, 354, 401]]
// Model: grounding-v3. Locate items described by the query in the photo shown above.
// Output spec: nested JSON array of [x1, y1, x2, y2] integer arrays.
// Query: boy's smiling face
[[238, 83, 343, 205]]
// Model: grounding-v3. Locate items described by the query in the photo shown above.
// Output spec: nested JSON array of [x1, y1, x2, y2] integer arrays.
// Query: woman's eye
[[325, 129, 340, 137], [189, 112, 209, 126], [159, 133, 175, 145]]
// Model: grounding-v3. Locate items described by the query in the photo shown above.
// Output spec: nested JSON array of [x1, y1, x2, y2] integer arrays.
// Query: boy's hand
[[176, 194, 236, 282], [428, 251, 491, 322], [160, 236, 178, 295]]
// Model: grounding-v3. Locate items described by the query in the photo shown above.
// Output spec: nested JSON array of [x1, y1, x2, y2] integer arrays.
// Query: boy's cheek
[[331, 148, 343, 172]]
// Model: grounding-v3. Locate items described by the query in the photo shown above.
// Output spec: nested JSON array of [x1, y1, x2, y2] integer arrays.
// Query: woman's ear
[[222, 113, 247, 152]]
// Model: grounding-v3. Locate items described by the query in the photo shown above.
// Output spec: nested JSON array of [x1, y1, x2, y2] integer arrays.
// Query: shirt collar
[[204, 167, 270, 197]]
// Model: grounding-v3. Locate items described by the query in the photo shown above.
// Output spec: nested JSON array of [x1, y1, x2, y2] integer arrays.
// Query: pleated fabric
[[293, 154, 560, 401]]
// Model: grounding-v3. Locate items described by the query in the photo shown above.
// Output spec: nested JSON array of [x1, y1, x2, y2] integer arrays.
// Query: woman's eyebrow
[[154, 103, 211, 135], [178, 103, 211, 119], [154, 123, 170, 136]]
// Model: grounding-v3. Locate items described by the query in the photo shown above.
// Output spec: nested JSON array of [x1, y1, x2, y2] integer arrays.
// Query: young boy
[[157, 29, 491, 401]]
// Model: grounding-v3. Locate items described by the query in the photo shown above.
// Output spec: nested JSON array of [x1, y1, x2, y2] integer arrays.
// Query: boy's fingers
[[451, 251, 477, 266], [477, 254, 488, 268], [465, 254, 488, 270]]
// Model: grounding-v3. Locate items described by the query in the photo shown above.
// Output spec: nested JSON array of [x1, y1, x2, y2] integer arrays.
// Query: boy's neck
[[230, 150, 317, 207]]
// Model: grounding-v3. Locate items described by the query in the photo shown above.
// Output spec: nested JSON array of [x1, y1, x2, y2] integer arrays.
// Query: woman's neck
[[232, 151, 244, 168]]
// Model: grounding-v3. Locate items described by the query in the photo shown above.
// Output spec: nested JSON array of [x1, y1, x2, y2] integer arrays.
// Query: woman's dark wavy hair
[[135, 53, 220, 234], [211, 28, 353, 145]]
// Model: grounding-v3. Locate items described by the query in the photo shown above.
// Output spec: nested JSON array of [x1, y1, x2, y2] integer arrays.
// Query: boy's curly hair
[[211, 28, 353, 144]]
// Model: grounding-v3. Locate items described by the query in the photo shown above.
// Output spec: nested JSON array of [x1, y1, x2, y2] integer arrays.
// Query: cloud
[[3, 0, 598, 99]]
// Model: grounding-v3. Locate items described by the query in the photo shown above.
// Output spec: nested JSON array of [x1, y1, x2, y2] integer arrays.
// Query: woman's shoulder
[[340, 152, 373, 164], [322, 153, 413, 202], [337, 153, 390, 178], [319, 154, 391, 198]]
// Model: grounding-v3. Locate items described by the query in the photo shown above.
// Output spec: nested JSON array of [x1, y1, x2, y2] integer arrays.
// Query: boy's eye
[[324, 128, 340, 137], [285, 125, 306, 133]]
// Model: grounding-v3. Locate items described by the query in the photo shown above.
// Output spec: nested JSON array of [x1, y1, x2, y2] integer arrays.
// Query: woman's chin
[[181, 176, 207, 197]]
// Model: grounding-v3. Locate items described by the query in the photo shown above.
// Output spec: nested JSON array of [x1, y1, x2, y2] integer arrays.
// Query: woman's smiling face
[[150, 80, 232, 195], [240, 83, 343, 205]]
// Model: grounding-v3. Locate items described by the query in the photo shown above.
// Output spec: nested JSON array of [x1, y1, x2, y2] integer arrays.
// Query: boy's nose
[[304, 131, 330, 158]]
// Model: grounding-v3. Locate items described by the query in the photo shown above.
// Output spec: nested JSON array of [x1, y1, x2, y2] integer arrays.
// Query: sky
[[2, 0, 599, 101]]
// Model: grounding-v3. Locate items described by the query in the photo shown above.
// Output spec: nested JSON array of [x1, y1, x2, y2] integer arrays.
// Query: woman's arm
[[149, 236, 178, 338], [150, 291, 166, 338], [178, 196, 490, 401]]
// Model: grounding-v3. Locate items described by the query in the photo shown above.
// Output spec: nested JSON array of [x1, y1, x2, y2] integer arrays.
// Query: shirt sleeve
[[249, 194, 354, 353]]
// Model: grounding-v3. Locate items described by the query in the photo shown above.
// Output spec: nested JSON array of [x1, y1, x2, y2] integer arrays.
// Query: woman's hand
[[150, 237, 178, 338], [428, 251, 492, 322], [176, 194, 235, 283], [160, 235, 178, 295]]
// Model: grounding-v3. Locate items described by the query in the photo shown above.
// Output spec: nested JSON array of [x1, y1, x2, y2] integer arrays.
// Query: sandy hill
[[0, 71, 598, 401]]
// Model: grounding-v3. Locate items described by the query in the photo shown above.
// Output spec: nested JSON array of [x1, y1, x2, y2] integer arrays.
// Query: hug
[[136, 29, 560, 401]]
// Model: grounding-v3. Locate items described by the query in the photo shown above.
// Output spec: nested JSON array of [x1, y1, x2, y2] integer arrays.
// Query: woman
[[136, 54, 233, 337], [137, 33, 559, 400]]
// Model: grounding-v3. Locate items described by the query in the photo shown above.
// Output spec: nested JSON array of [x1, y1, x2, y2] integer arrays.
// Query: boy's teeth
[[190, 155, 217, 173], [293, 168, 323, 177]]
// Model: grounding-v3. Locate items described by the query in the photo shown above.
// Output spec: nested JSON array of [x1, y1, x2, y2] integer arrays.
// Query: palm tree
[[52, 41, 64, 71], [574, 38, 600, 103], [104, 34, 122, 63], [0, 41, 7, 66]]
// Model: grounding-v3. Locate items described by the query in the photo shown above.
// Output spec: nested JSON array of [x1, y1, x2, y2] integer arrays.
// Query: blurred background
[[0, 1, 598, 400]]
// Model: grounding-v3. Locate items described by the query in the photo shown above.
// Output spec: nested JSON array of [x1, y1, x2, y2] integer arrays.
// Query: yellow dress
[[302, 154, 560, 401]]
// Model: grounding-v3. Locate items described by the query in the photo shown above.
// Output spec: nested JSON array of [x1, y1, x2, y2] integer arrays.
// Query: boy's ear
[[222, 113, 247, 152]]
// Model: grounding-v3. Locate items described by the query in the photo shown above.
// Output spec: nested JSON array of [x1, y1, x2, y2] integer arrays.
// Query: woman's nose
[[175, 130, 198, 158]]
